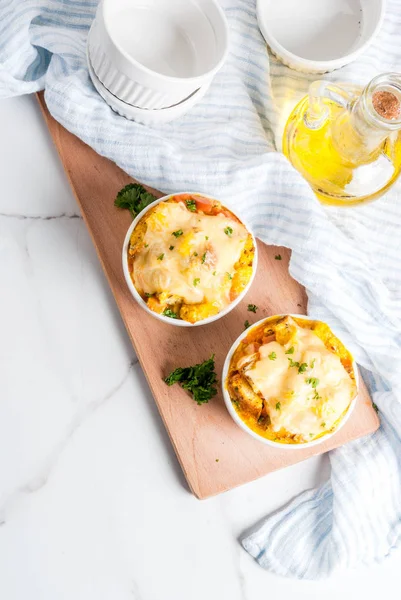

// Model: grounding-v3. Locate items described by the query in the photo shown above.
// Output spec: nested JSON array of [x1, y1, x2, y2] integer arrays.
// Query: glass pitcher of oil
[[283, 73, 401, 206]]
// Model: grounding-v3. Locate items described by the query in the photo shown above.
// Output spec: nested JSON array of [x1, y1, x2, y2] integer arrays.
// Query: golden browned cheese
[[127, 194, 255, 323], [226, 316, 357, 444]]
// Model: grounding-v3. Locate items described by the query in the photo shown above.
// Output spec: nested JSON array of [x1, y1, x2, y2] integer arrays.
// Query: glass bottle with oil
[[283, 73, 401, 206]]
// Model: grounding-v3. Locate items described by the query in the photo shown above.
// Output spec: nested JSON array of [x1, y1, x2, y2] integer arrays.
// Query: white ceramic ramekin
[[87, 51, 210, 125], [122, 193, 258, 327], [88, 0, 229, 109], [257, 0, 385, 73], [222, 315, 359, 448]]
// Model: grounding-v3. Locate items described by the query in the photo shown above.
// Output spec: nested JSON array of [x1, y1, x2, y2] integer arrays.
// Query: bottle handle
[[304, 81, 352, 129]]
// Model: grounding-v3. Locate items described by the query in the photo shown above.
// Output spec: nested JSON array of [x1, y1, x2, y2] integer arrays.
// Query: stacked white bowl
[[87, 0, 229, 125]]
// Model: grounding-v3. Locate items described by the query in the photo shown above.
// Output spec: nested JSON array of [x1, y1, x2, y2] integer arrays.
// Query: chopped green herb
[[309, 433, 314, 437], [226, 272, 233, 280], [372, 402, 379, 413], [157, 253, 164, 261], [162, 308, 179, 319], [172, 229, 183, 237], [224, 226, 233, 237], [275, 254, 282, 260], [194, 252, 198, 257], [321, 422, 326, 428], [114, 183, 156, 218], [213, 271, 217, 276], [313, 390, 321, 400], [144, 243, 149, 248], [310, 358, 316, 368], [205, 235, 209, 240], [244, 320, 251, 329], [169, 245, 175, 251], [144, 292, 154, 298], [298, 362, 308, 373], [275, 402, 281, 410], [285, 346, 295, 355], [232, 399, 240, 409], [185, 199, 197, 212], [164, 355, 218, 405], [193, 278, 200, 287], [247, 304, 258, 313], [268, 352, 277, 360], [201, 252, 207, 264], [306, 377, 319, 388], [288, 358, 300, 368]]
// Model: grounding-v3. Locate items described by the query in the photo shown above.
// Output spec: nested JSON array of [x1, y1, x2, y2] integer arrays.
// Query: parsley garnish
[[164, 355, 217, 405], [275, 254, 282, 260], [114, 183, 156, 218], [313, 390, 321, 400], [310, 359, 316, 368], [157, 253, 164, 261], [306, 377, 319, 388], [194, 252, 198, 257], [162, 308, 179, 319], [372, 402, 379, 413], [247, 304, 258, 313], [268, 352, 277, 360], [321, 422, 326, 428], [172, 229, 183, 237], [285, 346, 294, 355], [205, 235, 209, 240], [288, 359, 308, 373], [144, 292, 154, 298], [185, 199, 197, 212], [201, 252, 207, 264], [169, 245, 174, 251], [224, 226, 233, 237], [144, 243, 149, 248], [213, 271, 217, 276], [244, 320, 251, 329], [275, 402, 281, 410], [193, 278, 200, 287], [226, 272, 233, 280]]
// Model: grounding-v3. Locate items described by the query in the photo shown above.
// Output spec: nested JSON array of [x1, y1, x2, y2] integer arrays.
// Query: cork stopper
[[372, 90, 401, 120]]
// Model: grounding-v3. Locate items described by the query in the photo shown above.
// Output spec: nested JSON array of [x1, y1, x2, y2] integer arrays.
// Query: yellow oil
[[283, 96, 401, 206]]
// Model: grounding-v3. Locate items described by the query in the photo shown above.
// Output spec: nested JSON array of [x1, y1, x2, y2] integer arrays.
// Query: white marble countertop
[[0, 95, 399, 599]]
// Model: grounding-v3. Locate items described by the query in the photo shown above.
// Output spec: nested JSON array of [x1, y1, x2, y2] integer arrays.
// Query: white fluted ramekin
[[122, 193, 258, 327], [87, 50, 211, 125], [88, 0, 229, 110], [257, 0, 385, 74], [222, 315, 359, 448]]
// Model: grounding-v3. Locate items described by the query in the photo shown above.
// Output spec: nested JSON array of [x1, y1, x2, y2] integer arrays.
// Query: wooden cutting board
[[37, 92, 380, 499]]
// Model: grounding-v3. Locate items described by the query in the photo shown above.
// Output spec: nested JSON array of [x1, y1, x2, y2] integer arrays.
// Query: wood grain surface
[[36, 92, 380, 499]]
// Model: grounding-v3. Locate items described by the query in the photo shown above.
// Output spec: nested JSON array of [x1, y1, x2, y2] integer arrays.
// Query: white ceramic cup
[[222, 314, 359, 448], [122, 193, 258, 327], [257, 0, 385, 73], [88, 0, 229, 109]]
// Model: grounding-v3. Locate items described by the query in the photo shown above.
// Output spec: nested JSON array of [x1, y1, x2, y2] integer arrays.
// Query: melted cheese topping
[[133, 201, 249, 306], [244, 323, 356, 441]]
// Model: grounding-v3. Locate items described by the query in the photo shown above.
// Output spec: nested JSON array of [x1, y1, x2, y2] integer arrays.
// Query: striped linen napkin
[[1, 0, 401, 579]]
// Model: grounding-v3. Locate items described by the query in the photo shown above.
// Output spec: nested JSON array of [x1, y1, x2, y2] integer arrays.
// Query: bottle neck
[[332, 73, 401, 163]]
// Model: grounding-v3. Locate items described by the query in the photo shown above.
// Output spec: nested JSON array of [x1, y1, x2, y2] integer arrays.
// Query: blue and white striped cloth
[[2, 0, 401, 579]]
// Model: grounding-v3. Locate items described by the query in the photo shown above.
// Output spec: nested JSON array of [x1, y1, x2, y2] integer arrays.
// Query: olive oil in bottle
[[283, 74, 401, 206]]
